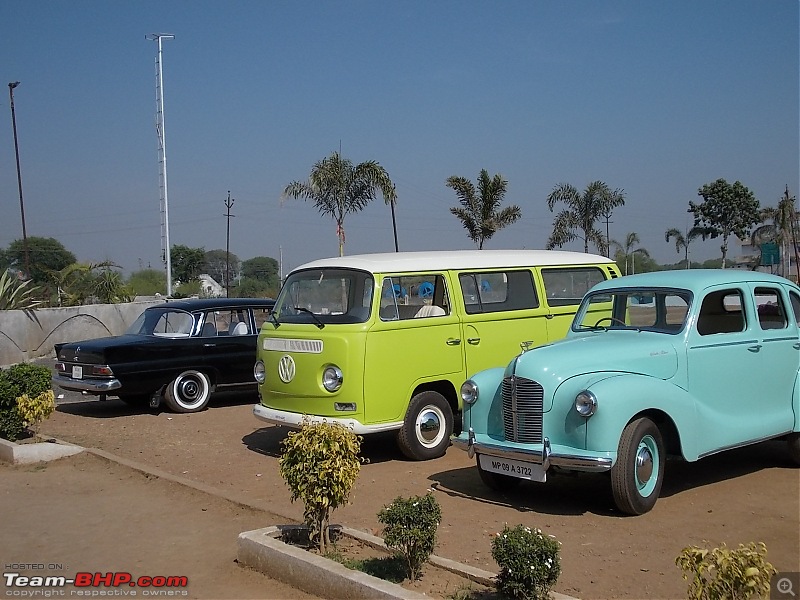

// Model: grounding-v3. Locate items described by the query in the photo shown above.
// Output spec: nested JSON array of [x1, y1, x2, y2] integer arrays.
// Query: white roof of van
[[292, 250, 613, 275]]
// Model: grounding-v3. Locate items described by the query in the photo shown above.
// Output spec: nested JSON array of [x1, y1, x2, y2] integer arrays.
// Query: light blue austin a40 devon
[[453, 269, 800, 515]]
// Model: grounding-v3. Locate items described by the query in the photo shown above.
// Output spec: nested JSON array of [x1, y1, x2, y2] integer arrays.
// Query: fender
[[559, 372, 701, 461], [794, 369, 800, 432]]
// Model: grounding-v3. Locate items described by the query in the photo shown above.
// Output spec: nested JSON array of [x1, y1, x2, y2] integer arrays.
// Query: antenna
[[146, 33, 175, 296]]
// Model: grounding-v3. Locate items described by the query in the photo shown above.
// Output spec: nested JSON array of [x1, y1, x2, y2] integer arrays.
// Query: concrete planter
[[0, 436, 83, 464]]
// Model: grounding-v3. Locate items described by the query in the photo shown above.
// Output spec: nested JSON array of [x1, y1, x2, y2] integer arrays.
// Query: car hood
[[510, 331, 679, 402], [55, 334, 148, 363]]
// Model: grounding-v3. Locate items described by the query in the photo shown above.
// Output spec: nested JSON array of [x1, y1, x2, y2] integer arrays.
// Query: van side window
[[542, 267, 607, 306], [459, 270, 539, 315], [696, 289, 746, 335], [380, 274, 450, 321], [754, 287, 788, 330]]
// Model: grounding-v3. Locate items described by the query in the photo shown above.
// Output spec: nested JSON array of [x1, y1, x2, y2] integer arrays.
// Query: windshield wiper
[[293, 307, 325, 329], [269, 311, 280, 328]]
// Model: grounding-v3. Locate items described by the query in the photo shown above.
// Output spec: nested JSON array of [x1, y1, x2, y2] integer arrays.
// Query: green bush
[[378, 492, 441, 581], [278, 419, 362, 554], [676, 542, 777, 600], [491, 524, 561, 600], [0, 363, 54, 440]]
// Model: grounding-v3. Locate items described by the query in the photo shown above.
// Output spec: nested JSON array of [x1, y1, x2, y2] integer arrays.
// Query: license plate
[[479, 454, 547, 482], [72, 366, 83, 379]]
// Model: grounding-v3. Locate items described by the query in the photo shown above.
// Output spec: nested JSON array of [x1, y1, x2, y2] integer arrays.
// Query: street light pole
[[8, 81, 31, 278], [224, 191, 235, 298]]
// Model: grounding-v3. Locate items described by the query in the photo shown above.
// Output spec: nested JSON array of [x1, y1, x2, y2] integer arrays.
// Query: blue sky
[[2, 1, 798, 276]]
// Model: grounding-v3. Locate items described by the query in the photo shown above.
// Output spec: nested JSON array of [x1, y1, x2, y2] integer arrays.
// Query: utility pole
[[146, 33, 174, 296], [8, 81, 30, 278], [224, 191, 235, 297]]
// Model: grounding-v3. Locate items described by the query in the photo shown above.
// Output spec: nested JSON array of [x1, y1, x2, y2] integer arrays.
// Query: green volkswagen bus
[[253, 250, 620, 460]]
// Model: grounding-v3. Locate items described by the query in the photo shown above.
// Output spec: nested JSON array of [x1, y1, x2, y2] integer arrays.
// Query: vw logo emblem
[[278, 355, 296, 383]]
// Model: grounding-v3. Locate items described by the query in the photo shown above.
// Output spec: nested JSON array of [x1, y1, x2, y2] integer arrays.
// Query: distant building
[[198, 274, 224, 297]]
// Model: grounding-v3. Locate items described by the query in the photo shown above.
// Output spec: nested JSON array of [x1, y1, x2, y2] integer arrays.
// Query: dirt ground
[[8, 389, 800, 599]]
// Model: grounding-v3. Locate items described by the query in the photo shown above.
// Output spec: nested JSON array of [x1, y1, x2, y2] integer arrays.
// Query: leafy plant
[[0, 363, 53, 441], [491, 524, 561, 600], [676, 542, 777, 600], [378, 491, 441, 581], [16, 390, 56, 432], [0, 270, 42, 311], [278, 419, 362, 554]]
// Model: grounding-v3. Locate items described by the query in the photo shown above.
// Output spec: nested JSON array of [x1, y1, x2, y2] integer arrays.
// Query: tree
[[665, 226, 712, 269], [6, 237, 76, 283], [241, 256, 279, 286], [204, 249, 240, 288], [611, 232, 650, 275], [749, 186, 799, 280], [170, 245, 205, 284], [283, 152, 397, 256], [546, 181, 625, 254], [446, 169, 522, 249], [47, 261, 131, 306], [688, 179, 760, 269], [127, 269, 167, 296]]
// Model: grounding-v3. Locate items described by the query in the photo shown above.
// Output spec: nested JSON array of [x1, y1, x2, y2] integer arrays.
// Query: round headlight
[[254, 360, 266, 384], [575, 390, 597, 417], [460, 380, 479, 405], [322, 365, 343, 392]]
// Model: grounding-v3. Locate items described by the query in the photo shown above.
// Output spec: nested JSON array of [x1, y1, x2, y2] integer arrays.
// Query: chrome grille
[[502, 375, 544, 443]]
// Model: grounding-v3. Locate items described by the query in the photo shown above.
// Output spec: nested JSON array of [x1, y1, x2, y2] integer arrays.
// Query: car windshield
[[125, 308, 195, 337], [273, 268, 374, 325], [573, 288, 692, 333]]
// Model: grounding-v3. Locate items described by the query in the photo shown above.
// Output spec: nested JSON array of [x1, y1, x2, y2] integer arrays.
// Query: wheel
[[117, 394, 151, 406], [610, 417, 665, 515], [476, 456, 522, 491], [396, 391, 453, 460], [163, 370, 212, 413], [593, 317, 626, 328], [788, 433, 800, 465]]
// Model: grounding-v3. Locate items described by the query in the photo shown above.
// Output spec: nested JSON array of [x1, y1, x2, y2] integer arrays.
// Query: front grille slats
[[502, 375, 544, 443]]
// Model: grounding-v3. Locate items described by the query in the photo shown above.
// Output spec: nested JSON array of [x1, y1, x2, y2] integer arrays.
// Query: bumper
[[53, 374, 121, 394], [452, 428, 613, 473], [252, 403, 402, 435]]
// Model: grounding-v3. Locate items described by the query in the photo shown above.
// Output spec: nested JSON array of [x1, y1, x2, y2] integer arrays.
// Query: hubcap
[[634, 434, 659, 496], [635, 446, 653, 484], [179, 379, 200, 400], [417, 406, 443, 446]]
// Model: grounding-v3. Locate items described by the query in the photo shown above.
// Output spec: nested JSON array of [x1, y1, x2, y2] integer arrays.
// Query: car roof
[[293, 249, 614, 274], [149, 297, 275, 311], [590, 269, 800, 293]]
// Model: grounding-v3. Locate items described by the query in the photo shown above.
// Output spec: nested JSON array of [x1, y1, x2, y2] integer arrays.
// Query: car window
[[575, 289, 690, 332], [542, 267, 607, 306], [696, 289, 746, 336], [253, 307, 272, 330], [754, 287, 788, 330], [458, 270, 538, 315], [275, 268, 373, 324], [380, 274, 450, 321], [790, 291, 800, 324]]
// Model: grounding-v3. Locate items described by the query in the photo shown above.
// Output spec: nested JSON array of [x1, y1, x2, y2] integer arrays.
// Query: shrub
[[16, 390, 56, 431], [676, 542, 777, 600], [378, 492, 441, 581], [0, 363, 54, 441], [278, 419, 362, 554], [491, 524, 561, 600]]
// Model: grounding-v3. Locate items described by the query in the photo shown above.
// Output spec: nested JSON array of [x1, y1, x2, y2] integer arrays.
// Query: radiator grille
[[502, 375, 544, 443]]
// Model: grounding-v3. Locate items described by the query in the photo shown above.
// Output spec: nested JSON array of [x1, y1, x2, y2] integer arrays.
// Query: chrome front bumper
[[252, 403, 403, 435], [452, 427, 613, 473], [53, 375, 121, 394]]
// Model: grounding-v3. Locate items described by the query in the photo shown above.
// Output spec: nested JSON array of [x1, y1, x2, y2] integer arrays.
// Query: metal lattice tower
[[146, 33, 175, 296]]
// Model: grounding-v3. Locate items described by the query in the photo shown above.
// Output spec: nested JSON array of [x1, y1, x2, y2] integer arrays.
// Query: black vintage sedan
[[54, 298, 275, 413]]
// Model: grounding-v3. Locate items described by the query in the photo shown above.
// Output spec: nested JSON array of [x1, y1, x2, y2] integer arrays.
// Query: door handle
[[203, 343, 217, 348], [747, 344, 762, 352], [794, 343, 800, 350], [446, 338, 462, 346], [467, 337, 480, 345]]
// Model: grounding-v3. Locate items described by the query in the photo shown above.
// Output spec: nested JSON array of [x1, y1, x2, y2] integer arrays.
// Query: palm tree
[[611, 232, 650, 275], [546, 181, 625, 254], [750, 186, 799, 279], [664, 226, 711, 269], [284, 152, 397, 256], [446, 169, 521, 249]]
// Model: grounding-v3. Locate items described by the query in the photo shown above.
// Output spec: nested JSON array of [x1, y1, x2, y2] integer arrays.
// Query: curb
[[0, 437, 83, 464]]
